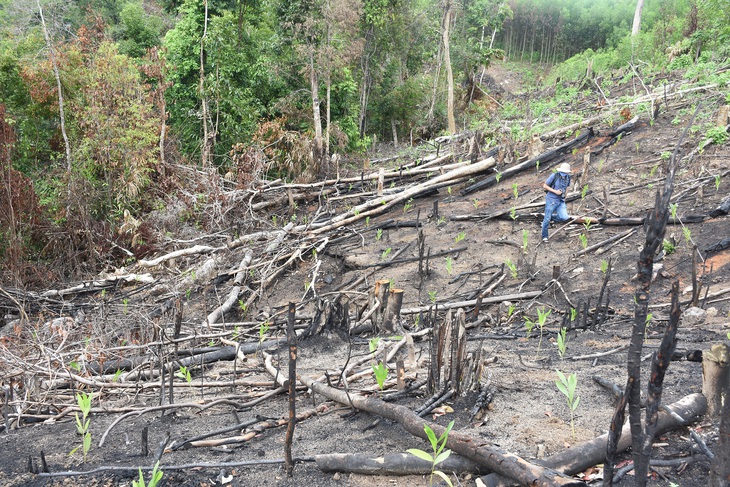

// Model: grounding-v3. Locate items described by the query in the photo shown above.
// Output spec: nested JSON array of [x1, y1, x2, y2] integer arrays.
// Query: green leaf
[[433, 470, 454, 487], [406, 448, 434, 463], [434, 449, 452, 465], [424, 425, 438, 451], [555, 380, 568, 396], [572, 396, 581, 411]]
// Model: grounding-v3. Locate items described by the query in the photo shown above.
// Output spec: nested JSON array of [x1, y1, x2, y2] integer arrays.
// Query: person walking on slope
[[541, 162, 572, 242]]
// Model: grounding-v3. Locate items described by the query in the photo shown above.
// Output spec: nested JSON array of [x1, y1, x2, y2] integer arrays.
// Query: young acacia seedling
[[555, 327, 568, 359], [535, 307, 551, 357], [505, 259, 517, 278], [71, 392, 93, 462], [175, 365, 192, 383], [555, 370, 580, 439], [445, 257, 453, 275], [132, 461, 164, 487], [372, 361, 388, 390], [407, 420, 455, 487]]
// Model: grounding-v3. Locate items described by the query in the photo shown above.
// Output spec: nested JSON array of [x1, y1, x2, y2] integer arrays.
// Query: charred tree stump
[[373, 279, 391, 332], [285, 302, 297, 476], [703, 344, 730, 418], [382, 289, 404, 333], [710, 372, 730, 487]]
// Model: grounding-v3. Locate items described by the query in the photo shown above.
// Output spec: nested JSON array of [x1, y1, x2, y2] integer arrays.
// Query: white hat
[[557, 162, 572, 174]]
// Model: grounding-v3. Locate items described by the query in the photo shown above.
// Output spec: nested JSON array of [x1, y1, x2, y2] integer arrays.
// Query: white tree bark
[[632, 0, 644, 36]]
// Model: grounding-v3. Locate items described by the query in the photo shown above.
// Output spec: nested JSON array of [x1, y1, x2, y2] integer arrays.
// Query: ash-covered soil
[[1, 66, 729, 487]]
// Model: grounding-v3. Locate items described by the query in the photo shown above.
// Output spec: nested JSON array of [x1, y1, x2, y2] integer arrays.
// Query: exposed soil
[[1, 67, 729, 487]]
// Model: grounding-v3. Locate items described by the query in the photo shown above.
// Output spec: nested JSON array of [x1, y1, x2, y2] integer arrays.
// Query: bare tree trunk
[[632, 0, 644, 36], [36, 0, 70, 173], [442, 2, 456, 135], [310, 51, 324, 175], [200, 0, 211, 166]]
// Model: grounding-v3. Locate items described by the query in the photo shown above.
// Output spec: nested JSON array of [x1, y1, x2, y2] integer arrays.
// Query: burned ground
[[1, 68, 729, 487]]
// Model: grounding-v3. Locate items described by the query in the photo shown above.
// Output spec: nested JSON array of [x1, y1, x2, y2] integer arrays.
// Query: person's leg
[[553, 201, 570, 223], [542, 200, 558, 239]]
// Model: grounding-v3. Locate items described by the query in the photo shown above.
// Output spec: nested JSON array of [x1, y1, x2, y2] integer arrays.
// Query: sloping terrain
[[1, 67, 729, 487]]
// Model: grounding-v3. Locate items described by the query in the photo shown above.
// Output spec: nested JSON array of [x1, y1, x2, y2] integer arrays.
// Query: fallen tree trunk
[[300, 156, 496, 236], [313, 452, 489, 476], [461, 128, 594, 196], [538, 392, 706, 476], [298, 376, 585, 487]]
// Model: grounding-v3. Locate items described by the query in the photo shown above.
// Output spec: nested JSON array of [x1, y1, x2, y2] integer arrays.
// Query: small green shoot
[[510, 207, 517, 221], [670, 202, 678, 221], [555, 370, 580, 439], [375, 228, 383, 241], [365, 216, 371, 226], [472, 198, 479, 209], [372, 361, 388, 390], [525, 317, 535, 337], [661, 151, 671, 160], [683, 226, 692, 244], [522, 229, 529, 253], [715, 175, 721, 191], [404, 198, 413, 213], [581, 185, 588, 199], [175, 365, 192, 383], [570, 307, 577, 322], [507, 304, 515, 318], [259, 321, 270, 343], [428, 290, 437, 304], [512, 182, 519, 199], [132, 461, 164, 487], [71, 392, 92, 462], [407, 420, 455, 487], [578, 234, 588, 249], [600, 260, 609, 275], [535, 307, 551, 357], [445, 257, 453, 275], [663, 239, 676, 255], [381, 247, 392, 260], [454, 232, 465, 244], [495, 171, 502, 182], [505, 259, 517, 278], [369, 337, 381, 353], [555, 327, 568, 359]]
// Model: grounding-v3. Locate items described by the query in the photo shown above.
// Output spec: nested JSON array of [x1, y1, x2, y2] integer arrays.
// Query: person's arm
[[542, 182, 561, 196]]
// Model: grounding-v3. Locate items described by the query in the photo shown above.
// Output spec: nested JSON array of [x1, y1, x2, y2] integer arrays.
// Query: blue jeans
[[542, 199, 569, 239]]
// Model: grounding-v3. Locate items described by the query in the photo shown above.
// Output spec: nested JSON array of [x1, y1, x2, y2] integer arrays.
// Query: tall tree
[[632, 0, 644, 35]]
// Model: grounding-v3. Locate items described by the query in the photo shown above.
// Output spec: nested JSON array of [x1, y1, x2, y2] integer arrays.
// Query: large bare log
[[400, 290, 542, 315], [297, 376, 585, 486], [313, 452, 489, 476], [539, 393, 707, 476], [139, 244, 223, 267], [300, 156, 496, 235], [461, 128, 594, 196]]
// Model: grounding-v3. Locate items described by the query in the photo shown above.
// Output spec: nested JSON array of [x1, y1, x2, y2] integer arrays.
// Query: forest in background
[[0, 0, 729, 284]]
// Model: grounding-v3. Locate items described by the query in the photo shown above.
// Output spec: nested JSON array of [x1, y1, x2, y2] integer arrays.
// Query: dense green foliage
[[0, 0, 728, 279]]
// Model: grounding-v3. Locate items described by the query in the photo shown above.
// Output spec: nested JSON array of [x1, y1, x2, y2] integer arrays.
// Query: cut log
[[300, 156, 496, 235], [297, 376, 585, 486], [313, 452, 489, 476], [461, 128, 594, 196], [537, 393, 706, 476]]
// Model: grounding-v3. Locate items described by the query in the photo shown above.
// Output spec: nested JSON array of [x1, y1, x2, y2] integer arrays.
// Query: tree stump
[[703, 343, 730, 417]]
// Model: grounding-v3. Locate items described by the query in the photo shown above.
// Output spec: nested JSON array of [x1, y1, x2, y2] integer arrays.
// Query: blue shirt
[[545, 172, 571, 203]]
